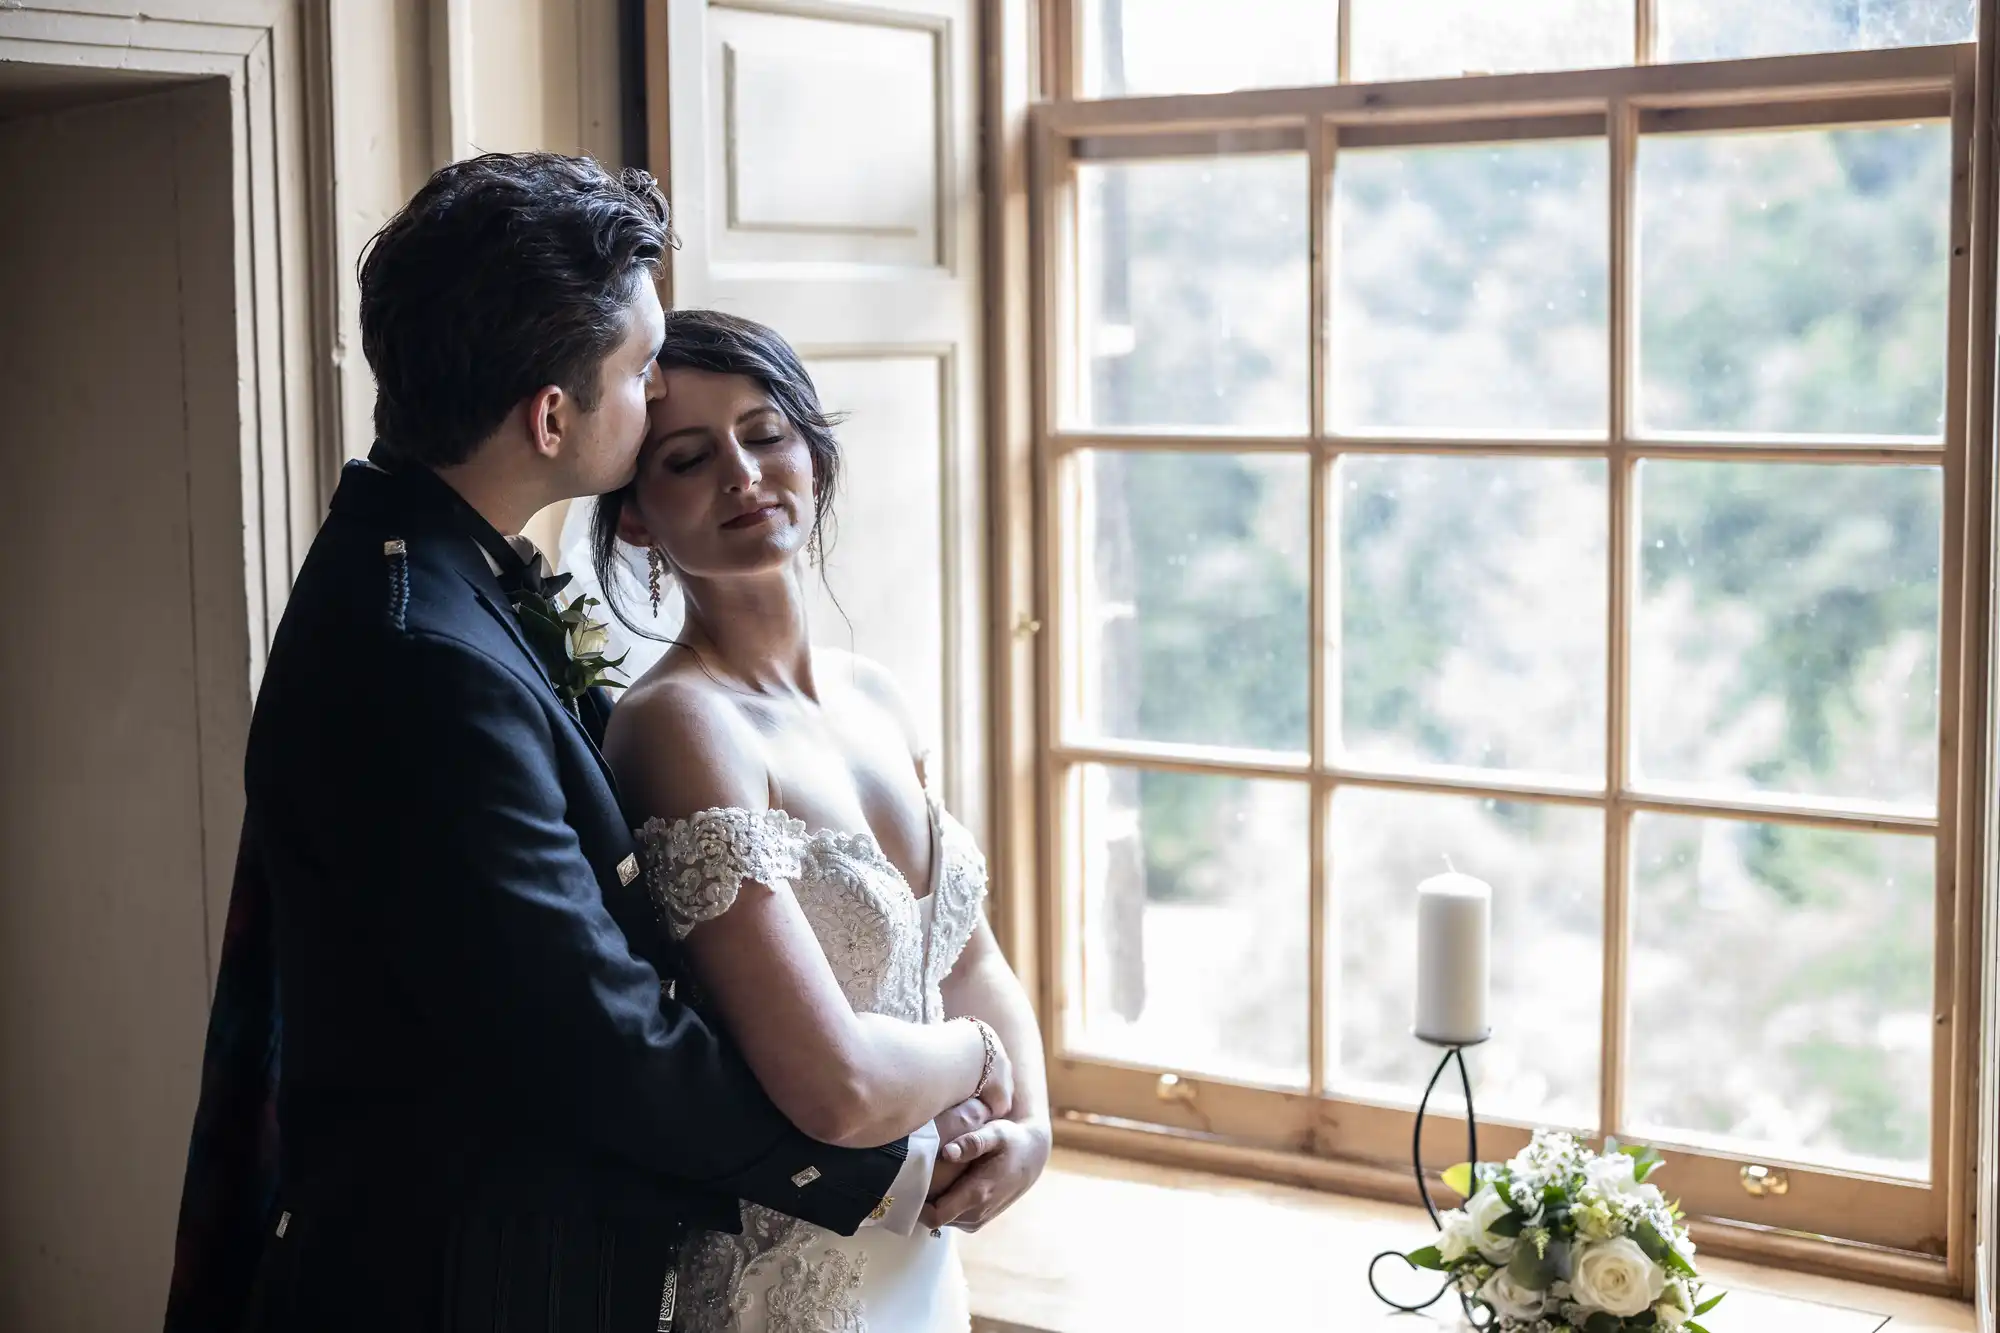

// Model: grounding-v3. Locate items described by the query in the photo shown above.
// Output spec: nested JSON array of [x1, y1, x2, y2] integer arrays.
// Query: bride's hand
[[921, 1116, 1052, 1234], [923, 1096, 991, 1199]]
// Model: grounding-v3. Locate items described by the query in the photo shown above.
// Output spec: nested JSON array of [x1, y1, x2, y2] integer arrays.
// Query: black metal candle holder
[[1367, 1034, 1496, 1329]]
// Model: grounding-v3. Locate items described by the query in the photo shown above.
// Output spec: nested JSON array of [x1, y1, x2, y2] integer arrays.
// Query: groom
[[164, 153, 956, 1331]]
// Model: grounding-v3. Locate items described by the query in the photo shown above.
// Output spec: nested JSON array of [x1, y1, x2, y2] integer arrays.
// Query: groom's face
[[563, 278, 668, 495]]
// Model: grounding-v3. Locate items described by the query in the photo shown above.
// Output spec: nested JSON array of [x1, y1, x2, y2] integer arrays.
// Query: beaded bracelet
[[958, 1015, 1000, 1100]]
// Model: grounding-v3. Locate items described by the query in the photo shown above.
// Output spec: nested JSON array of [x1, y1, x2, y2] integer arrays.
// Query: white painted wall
[[0, 78, 241, 1332]]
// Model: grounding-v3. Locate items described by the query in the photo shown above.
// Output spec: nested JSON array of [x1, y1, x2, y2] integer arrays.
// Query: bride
[[590, 309, 1049, 1332]]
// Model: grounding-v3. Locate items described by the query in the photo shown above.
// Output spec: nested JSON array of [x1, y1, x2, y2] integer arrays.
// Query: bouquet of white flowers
[[1406, 1130, 1724, 1333]]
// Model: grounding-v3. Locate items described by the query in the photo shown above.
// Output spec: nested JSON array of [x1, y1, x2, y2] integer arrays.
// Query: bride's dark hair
[[590, 308, 845, 635]]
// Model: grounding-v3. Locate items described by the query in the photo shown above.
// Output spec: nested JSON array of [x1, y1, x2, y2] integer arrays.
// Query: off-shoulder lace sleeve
[[634, 807, 809, 941]]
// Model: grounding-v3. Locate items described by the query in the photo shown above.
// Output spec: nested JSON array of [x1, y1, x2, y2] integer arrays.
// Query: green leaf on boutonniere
[[506, 586, 628, 704]]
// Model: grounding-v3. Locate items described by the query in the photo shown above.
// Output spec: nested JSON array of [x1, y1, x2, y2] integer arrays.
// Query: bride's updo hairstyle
[[591, 308, 845, 634]]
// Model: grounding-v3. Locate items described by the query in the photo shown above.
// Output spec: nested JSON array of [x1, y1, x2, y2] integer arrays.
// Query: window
[[1024, 0, 1989, 1280]]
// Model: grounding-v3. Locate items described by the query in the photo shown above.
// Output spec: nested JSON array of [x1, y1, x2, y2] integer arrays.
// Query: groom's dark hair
[[358, 152, 673, 468]]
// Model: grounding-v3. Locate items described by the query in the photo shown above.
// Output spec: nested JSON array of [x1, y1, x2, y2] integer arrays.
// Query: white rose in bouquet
[[1571, 1236, 1667, 1318], [1463, 1184, 1517, 1264], [1478, 1267, 1547, 1321], [1435, 1208, 1478, 1264]]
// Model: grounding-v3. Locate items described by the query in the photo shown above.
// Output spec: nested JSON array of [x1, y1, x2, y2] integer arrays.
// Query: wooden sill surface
[[962, 1149, 1977, 1333]]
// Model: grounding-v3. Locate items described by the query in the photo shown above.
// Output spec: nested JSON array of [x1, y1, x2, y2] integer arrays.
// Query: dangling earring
[[647, 546, 666, 616]]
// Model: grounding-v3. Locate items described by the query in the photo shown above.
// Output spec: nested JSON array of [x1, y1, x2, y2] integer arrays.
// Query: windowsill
[[961, 1149, 1977, 1332]]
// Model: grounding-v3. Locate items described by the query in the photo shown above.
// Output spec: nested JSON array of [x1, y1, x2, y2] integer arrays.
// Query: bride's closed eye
[[740, 411, 787, 448]]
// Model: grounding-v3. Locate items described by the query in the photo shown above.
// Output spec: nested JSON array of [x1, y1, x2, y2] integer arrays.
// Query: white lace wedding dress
[[636, 768, 988, 1333]]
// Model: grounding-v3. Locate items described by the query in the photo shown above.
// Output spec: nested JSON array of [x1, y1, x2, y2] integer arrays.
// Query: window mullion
[[1936, 45, 1985, 1276], [1308, 119, 1332, 1099], [1601, 95, 1638, 1142]]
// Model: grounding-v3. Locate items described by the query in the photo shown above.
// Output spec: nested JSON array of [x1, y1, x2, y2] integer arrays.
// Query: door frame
[[1, 1, 341, 985]]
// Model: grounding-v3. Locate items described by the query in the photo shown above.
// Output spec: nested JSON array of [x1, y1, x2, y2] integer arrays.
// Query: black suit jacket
[[165, 458, 903, 1332]]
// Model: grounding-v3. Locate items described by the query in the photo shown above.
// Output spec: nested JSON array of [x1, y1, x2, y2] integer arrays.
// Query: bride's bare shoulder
[[816, 647, 918, 732], [603, 670, 768, 818]]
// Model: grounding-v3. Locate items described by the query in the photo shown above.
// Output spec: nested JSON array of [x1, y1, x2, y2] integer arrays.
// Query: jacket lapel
[[462, 574, 623, 798]]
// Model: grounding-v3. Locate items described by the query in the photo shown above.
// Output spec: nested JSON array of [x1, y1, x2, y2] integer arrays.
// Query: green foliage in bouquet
[[1405, 1131, 1726, 1333]]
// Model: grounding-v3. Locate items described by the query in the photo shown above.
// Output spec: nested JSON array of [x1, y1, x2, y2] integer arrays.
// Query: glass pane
[[1069, 767, 1310, 1087], [1078, 156, 1310, 433], [1634, 462, 1942, 809], [1659, 0, 1972, 62], [1332, 139, 1609, 434], [1328, 788, 1602, 1128], [1077, 451, 1310, 753], [1628, 815, 1932, 1178], [1638, 124, 1951, 438], [1080, 0, 1337, 98], [1350, 0, 1632, 83], [1339, 456, 1607, 777]]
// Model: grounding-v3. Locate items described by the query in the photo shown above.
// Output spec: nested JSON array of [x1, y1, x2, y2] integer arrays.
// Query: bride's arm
[[941, 924, 1048, 1132], [920, 923, 1052, 1229], [605, 681, 1010, 1151]]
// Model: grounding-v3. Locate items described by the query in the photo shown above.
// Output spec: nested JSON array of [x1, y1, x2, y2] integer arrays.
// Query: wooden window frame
[[985, 0, 2000, 1298]]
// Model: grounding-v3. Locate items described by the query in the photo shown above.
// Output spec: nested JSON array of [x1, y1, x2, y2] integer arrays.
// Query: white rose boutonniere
[[570, 617, 612, 661], [506, 572, 629, 705]]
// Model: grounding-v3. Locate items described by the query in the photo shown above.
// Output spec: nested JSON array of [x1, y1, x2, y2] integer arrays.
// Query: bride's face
[[624, 368, 816, 580]]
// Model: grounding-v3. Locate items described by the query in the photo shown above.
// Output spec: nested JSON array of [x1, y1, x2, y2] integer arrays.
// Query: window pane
[[1350, 0, 1631, 83], [1332, 138, 1609, 434], [1329, 788, 1602, 1128], [1080, 0, 1337, 98], [1339, 456, 1607, 777], [1634, 461, 1941, 809], [1638, 124, 1951, 438], [1078, 156, 1310, 433], [1069, 767, 1310, 1087], [1628, 815, 1932, 1178], [1077, 451, 1310, 753], [1658, 0, 1972, 62]]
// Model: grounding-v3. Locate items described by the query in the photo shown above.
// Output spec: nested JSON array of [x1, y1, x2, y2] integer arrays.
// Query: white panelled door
[[657, 0, 987, 837]]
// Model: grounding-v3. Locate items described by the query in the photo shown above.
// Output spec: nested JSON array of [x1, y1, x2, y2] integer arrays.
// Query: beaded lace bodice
[[636, 788, 985, 1025], [634, 764, 987, 1332]]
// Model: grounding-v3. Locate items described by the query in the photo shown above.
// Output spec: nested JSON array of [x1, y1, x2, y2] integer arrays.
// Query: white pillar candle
[[1414, 871, 1492, 1045]]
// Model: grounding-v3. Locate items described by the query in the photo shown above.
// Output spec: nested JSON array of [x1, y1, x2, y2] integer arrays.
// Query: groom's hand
[[924, 1096, 992, 1200], [921, 1116, 1052, 1234]]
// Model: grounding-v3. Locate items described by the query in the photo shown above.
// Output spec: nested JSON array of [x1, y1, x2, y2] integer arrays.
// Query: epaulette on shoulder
[[382, 537, 410, 632]]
